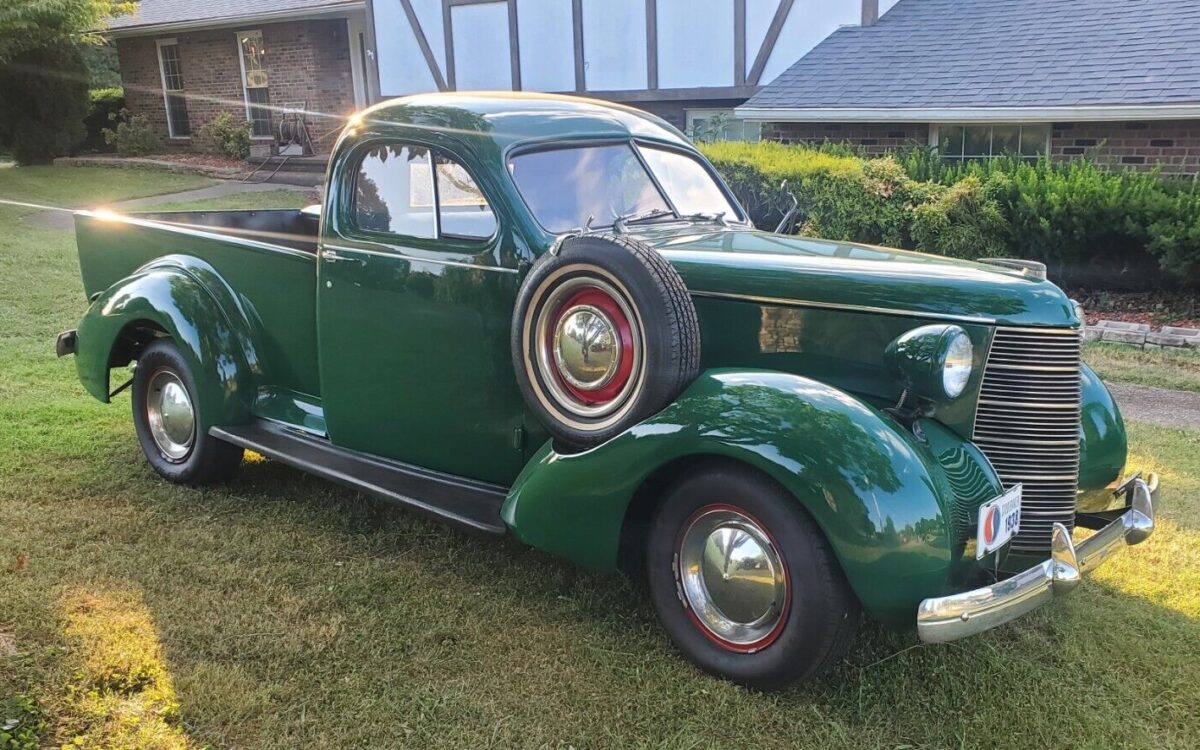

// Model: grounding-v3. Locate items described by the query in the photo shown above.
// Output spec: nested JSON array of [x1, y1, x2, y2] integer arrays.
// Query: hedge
[[700, 141, 1200, 287], [82, 87, 125, 153]]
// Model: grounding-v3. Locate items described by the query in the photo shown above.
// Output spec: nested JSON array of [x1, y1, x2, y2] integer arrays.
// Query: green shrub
[[700, 141, 927, 245], [198, 111, 251, 160], [0, 41, 90, 164], [911, 175, 1009, 259], [82, 86, 124, 152], [102, 108, 161, 157], [703, 139, 1200, 287]]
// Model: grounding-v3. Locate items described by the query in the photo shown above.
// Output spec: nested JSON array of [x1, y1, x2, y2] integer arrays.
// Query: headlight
[[885, 324, 975, 403], [942, 329, 973, 398]]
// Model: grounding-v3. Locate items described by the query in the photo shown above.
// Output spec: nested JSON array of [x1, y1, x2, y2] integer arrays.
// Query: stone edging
[[1084, 320, 1200, 349], [53, 155, 246, 180]]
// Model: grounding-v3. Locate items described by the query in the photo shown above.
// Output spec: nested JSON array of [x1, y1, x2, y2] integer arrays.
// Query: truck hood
[[633, 224, 1078, 328]]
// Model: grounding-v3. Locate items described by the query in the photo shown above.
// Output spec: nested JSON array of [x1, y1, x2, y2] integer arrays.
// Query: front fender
[[503, 369, 1001, 627], [1077, 363, 1129, 511], [74, 260, 258, 430]]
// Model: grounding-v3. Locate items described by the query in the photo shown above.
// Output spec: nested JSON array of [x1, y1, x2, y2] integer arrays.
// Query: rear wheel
[[132, 339, 243, 484], [646, 466, 860, 690]]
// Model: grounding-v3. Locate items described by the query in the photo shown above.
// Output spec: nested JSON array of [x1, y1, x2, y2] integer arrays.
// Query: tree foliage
[[0, 41, 90, 163], [0, 0, 131, 63]]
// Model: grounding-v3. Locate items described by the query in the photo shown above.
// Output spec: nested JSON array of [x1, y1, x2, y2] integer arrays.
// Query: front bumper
[[916, 476, 1157, 644]]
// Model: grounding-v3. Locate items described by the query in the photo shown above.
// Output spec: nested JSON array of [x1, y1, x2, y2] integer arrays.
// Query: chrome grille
[[973, 327, 1082, 553]]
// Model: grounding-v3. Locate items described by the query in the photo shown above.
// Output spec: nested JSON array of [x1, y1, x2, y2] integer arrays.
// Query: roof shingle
[[744, 0, 1200, 110], [108, 0, 360, 31]]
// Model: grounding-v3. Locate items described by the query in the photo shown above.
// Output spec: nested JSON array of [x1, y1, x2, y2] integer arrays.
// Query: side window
[[435, 155, 496, 239], [352, 143, 436, 239]]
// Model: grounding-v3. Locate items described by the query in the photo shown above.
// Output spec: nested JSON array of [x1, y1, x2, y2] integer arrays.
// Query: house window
[[237, 30, 272, 138], [685, 109, 762, 143], [155, 40, 190, 138], [937, 124, 1050, 160]]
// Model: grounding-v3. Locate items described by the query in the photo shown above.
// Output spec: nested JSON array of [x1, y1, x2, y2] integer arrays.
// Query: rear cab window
[[349, 141, 497, 242]]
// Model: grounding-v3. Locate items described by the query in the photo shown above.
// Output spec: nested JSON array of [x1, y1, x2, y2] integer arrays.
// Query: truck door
[[316, 139, 525, 485]]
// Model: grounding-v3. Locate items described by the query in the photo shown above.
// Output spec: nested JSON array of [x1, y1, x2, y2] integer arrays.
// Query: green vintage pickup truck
[[61, 93, 1157, 689]]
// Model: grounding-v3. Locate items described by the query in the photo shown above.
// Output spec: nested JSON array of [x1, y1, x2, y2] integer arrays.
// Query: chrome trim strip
[[76, 209, 316, 261], [686, 289, 997, 324], [321, 242, 519, 274], [917, 477, 1156, 643]]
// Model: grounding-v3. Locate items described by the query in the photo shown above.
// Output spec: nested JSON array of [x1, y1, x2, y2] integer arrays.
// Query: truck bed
[[74, 208, 322, 401]]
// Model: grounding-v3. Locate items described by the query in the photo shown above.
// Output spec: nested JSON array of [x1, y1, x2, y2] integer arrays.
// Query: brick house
[[107, 0, 370, 154], [737, 0, 1200, 175]]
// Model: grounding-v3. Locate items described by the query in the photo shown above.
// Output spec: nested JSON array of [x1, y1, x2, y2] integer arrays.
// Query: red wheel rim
[[545, 286, 635, 406], [674, 504, 791, 653]]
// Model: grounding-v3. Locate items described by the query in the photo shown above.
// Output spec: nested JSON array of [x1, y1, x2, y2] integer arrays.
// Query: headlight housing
[[885, 324, 975, 403]]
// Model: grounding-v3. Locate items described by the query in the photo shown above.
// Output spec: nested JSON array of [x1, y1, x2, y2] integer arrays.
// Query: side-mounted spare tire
[[511, 234, 700, 448]]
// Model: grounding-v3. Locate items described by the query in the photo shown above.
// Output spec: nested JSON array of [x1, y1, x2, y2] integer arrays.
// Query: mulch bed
[[1070, 288, 1200, 330]]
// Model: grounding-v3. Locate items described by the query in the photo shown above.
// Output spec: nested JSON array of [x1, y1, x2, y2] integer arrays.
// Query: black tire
[[647, 466, 860, 690], [511, 234, 700, 448], [132, 339, 244, 485]]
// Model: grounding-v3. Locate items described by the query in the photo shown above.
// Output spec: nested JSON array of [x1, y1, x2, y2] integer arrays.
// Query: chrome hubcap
[[146, 370, 194, 461], [553, 304, 621, 390], [677, 507, 788, 649]]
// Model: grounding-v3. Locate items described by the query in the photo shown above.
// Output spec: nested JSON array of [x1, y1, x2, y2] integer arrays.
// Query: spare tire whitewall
[[512, 234, 700, 448]]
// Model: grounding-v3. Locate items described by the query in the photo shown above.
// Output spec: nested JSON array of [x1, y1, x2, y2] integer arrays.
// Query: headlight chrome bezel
[[885, 324, 976, 404]]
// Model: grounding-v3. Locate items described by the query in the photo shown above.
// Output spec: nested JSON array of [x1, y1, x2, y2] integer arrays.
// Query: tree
[[0, 0, 131, 64], [0, 41, 90, 163], [0, 1, 130, 163]]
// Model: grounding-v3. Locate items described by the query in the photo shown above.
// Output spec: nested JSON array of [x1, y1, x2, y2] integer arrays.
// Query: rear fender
[[503, 369, 995, 627], [74, 255, 260, 430]]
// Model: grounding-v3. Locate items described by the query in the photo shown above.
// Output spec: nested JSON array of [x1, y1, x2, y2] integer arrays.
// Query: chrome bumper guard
[[917, 476, 1157, 644]]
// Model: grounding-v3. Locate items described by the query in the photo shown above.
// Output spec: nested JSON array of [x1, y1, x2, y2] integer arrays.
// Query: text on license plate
[[976, 484, 1022, 559]]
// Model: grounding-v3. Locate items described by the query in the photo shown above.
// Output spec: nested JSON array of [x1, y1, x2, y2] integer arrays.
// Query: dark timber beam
[[646, 0, 658, 90], [401, 0, 447, 91], [748, 0, 793, 86]]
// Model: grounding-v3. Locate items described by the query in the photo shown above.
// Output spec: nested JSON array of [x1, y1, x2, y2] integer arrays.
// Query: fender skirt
[[502, 369, 1004, 628], [74, 257, 259, 431]]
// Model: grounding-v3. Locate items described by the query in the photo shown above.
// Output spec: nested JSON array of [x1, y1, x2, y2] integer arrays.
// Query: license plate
[[976, 484, 1022, 559]]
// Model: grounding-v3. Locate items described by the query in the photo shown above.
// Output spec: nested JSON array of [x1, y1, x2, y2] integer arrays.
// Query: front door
[[316, 139, 525, 485]]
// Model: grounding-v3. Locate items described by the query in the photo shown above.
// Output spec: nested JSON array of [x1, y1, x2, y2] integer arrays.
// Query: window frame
[[684, 108, 762, 143], [932, 123, 1051, 161], [155, 38, 189, 139], [341, 138, 499, 248], [504, 137, 747, 236], [236, 29, 274, 141]]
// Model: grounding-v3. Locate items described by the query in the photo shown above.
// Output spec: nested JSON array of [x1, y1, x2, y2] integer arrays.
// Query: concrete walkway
[[1107, 382, 1200, 430], [24, 181, 313, 231]]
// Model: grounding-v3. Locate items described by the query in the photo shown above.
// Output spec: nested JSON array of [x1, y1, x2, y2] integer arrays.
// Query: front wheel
[[132, 339, 243, 484], [646, 466, 860, 690]]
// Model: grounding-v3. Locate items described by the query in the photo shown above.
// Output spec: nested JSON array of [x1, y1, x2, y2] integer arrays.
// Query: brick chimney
[[862, 0, 879, 26]]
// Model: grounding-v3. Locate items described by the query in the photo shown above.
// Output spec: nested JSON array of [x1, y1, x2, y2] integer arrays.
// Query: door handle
[[321, 249, 363, 264]]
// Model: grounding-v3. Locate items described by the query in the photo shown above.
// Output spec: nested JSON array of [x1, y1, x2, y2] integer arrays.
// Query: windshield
[[508, 142, 740, 233]]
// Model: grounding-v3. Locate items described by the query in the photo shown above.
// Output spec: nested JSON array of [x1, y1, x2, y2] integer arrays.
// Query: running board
[[210, 420, 507, 535]]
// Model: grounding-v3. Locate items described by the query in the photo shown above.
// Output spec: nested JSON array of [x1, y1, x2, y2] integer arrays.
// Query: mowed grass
[[1084, 341, 1200, 393], [1, 167, 1198, 748]]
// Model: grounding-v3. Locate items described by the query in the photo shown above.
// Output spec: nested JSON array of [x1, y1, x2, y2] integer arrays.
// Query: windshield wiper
[[612, 207, 673, 233], [677, 211, 728, 226]]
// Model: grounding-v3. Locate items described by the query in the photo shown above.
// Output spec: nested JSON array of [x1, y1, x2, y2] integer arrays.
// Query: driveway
[[1107, 381, 1200, 430]]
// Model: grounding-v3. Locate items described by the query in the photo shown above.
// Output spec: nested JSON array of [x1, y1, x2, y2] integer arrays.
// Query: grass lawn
[[1084, 341, 1200, 393], [2, 167, 1198, 748]]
